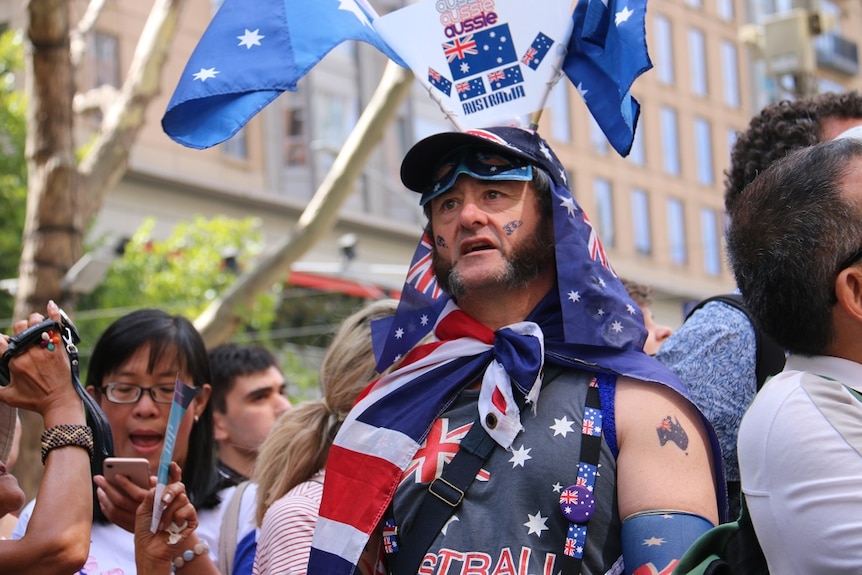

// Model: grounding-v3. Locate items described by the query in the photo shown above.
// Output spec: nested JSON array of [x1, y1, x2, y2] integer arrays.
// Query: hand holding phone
[[103, 457, 151, 489]]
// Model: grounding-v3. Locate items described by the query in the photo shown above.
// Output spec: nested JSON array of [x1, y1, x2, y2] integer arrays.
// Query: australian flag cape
[[308, 288, 728, 574]]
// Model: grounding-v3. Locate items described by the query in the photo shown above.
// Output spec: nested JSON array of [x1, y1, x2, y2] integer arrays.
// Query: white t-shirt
[[12, 483, 256, 574], [738, 354, 862, 574]]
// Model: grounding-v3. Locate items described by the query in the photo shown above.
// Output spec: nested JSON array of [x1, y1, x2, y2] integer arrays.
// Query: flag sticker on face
[[456, 77, 487, 101], [445, 24, 518, 81], [488, 65, 524, 91], [521, 32, 555, 69], [428, 67, 452, 96]]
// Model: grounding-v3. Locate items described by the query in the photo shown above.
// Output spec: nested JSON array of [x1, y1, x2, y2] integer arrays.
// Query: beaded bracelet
[[172, 540, 209, 571], [40, 424, 94, 465]]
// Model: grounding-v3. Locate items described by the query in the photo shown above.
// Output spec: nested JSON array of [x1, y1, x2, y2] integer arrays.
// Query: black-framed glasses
[[102, 382, 177, 404]]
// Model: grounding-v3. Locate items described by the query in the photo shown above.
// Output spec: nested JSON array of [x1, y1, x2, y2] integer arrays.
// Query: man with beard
[[308, 127, 723, 575]]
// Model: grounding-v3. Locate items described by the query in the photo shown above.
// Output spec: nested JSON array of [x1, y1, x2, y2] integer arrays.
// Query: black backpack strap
[[386, 412, 497, 575], [686, 293, 785, 390]]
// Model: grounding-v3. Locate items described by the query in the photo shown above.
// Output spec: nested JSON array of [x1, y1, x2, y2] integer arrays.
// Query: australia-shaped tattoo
[[656, 415, 689, 451], [503, 220, 523, 235]]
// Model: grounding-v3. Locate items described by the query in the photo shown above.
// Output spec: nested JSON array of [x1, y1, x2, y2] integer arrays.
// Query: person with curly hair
[[657, 91, 862, 519]]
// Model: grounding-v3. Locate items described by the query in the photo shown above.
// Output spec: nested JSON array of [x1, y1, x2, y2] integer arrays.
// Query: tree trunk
[[14, 0, 186, 500], [195, 61, 415, 346]]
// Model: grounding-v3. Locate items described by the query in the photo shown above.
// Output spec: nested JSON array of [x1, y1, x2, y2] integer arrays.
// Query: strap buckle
[[428, 476, 464, 507]]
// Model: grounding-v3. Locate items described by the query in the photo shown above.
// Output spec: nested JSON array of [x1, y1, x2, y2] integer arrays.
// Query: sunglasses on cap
[[421, 149, 533, 205]]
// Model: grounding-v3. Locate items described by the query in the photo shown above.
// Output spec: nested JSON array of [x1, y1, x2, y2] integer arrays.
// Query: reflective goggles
[[421, 149, 533, 205]]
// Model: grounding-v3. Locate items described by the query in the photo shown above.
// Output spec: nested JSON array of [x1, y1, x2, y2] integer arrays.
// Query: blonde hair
[[253, 299, 399, 525]]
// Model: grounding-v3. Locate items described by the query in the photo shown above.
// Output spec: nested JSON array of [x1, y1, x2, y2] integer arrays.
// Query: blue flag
[[488, 65, 524, 91], [521, 32, 555, 70], [427, 67, 452, 96], [445, 23, 519, 81], [562, 0, 652, 156], [162, 0, 407, 150]]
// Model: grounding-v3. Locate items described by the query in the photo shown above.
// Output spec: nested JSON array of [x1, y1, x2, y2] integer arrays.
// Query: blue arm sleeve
[[621, 511, 713, 573]]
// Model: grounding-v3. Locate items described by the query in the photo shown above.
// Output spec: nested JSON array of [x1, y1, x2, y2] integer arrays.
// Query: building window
[[721, 41, 740, 108], [660, 106, 680, 176], [694, 117, 714, 185], [653, 15, 674, 85], [726, 127, 738, 163], [685, 0, 703, 7], [701, 208, 722, 275], [221, 127, 248, 160], [550, 81, 571, 143], [589, 114, 609, 155], [688, 28, 708, 97], [91, 31, 120, 88], [667, 198, 687, 265], [283, 104, 307, 167], [717, 0, 734, 20], [628, 119, 646, 166], [631, 189, 652, 255], [593, 178, 615, 247]]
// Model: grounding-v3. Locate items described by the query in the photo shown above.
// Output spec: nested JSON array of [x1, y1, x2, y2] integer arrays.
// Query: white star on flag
[[509, 445, 532, 467], [524, 511, 550, 537], [560, 197, 578, 217], [552, 482, 563, 493], [394, 327, 404, 339], [539, 141, 552, 160], [643, 536, 666, 546], [339, 0, 371, 27], [550, 416, 575, 437], [420, 314, 429, 326], [568, 290, 581, 303], [611, 320, 623, 333], [441, 515, 459, 535], [616, 5, 634, 25], [626, 304, 636, 314], [237, 29, 264, 49], [193, 67, 219, 81], [577, 82, 589, 97]]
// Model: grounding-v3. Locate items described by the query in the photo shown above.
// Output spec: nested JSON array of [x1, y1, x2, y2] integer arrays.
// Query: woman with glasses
[[12, 309, 249, 574]]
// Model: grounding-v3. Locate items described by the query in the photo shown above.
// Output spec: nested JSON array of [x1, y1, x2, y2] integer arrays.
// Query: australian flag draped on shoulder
[[373, 0, 573, 129], [162, 0, 406, 149], [562, 0, 652, 156]]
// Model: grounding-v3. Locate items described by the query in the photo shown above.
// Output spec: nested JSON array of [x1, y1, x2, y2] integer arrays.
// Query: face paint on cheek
[[436, 235, 448, 248], [503, 220, 523, 236]]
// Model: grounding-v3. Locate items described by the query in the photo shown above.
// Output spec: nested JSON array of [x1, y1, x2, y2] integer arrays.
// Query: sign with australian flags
[[375, 0, 573, 129]]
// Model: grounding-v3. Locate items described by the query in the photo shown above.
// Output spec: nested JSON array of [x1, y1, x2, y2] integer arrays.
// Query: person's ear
[[192, 384, 212, 421], [834, 266, 862, 323], [212, 410, 229, 442]]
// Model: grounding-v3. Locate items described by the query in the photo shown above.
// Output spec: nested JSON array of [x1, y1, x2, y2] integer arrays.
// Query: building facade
[[1, 0, 860, 328]]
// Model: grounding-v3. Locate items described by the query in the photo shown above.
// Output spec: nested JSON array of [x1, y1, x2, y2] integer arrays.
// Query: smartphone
[[102, 457, 151, 488]]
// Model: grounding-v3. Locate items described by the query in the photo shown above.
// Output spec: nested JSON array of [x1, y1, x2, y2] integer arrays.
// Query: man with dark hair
[[726, 137, 862, 573], [208, 343, 291, 485], [310, 127, 724, 575], [656, 91, 862, 519]]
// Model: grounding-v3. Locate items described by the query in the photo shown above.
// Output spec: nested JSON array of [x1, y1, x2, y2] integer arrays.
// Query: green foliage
[[0, 30, 27, 319], [75, 215, 383, 401], [76, 215, 277, 356]]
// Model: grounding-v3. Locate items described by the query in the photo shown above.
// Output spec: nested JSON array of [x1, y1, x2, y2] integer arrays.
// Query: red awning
[[287, 271, 400, 299]]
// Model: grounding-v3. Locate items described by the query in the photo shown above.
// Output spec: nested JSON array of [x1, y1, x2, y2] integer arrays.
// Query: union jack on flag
[[488, 70, 506, 83], [382, 519, 399, 554], [521, 47, 538, 65], [582, 212, 614, 274], [442, 35, 478, 62], [402, 418, 472, 484], [405, 232, 442, 299]]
